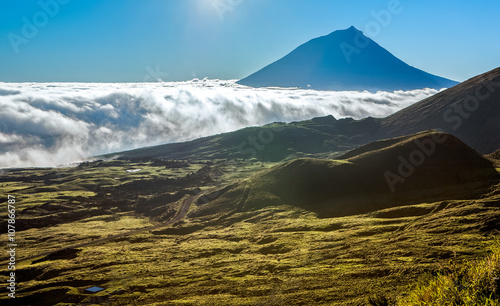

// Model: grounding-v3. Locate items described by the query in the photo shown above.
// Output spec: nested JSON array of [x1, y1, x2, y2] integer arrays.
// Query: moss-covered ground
[[0, 158, 499, 305]]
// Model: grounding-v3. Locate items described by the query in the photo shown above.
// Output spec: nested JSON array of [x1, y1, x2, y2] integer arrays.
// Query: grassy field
[[398, 240, 500, 305], [0, 155, 499, 305]]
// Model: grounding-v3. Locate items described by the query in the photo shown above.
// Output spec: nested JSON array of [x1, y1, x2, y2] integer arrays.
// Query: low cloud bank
[[0, 80, 439, 168]]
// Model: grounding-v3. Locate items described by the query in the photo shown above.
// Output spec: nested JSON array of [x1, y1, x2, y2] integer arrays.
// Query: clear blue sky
[[1, 0, 499, 82]]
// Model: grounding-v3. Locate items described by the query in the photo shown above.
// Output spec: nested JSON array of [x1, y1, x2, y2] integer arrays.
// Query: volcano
[[237, 26, 458, 91]]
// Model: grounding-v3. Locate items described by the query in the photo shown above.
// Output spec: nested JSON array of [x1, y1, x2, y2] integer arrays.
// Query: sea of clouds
[[0, 79, 440, 168]]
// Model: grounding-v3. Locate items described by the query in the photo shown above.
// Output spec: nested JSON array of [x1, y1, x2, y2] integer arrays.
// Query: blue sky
[[0, 0, 499, 82]]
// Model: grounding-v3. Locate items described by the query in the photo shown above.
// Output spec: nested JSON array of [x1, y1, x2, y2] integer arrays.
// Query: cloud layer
[[0, 80, 439, 168]]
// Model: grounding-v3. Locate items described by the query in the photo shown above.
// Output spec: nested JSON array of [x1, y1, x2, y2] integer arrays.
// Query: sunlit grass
[[398, 241, 500, 306], [0, 159, 498, 305]]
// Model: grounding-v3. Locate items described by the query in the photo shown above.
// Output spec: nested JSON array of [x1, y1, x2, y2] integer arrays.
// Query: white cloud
[[0, 80, 439, 168]]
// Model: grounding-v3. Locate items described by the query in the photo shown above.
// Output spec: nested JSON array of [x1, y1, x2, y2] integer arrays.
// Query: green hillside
[[191, 131, 499, 219], [109, 115, 381, 162], [2, 131, 499, 305]]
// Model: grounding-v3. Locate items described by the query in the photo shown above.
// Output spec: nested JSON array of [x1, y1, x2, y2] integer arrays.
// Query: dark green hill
[[191, 131, 499, 218], [111, 115, 381, 162]]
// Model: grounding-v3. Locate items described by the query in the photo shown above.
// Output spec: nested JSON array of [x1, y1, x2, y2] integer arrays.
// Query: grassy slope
[[193, 131, 500, 219], [398, 241, 500, 305], [109, 116, 381, 162], [1, 169, 499, 305], [1, 136, 500, 305]]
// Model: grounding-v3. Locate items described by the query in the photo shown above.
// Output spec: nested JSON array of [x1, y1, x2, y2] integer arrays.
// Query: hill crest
[[191, 131, 499, 218]]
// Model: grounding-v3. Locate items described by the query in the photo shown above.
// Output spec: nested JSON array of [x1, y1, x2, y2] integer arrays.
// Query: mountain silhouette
[[237, 26, 458, 91]]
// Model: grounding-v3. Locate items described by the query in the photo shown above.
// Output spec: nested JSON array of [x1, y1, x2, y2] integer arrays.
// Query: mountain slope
[[191, 131, 499, 218], [487, 149, 500, 160], [380, 67, 500, 153], [110, 115, 382, 162], [2, 156, 500, 305], [237, 26, 458, 91]]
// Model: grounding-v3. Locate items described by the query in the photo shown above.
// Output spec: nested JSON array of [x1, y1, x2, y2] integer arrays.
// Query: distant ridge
[[110, 67, 500, 161], [237, 26, 458, 91], [381, 66, 500, 153]]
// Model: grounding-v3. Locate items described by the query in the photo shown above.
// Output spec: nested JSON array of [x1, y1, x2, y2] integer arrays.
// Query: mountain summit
[[237, 26, 458, 91]]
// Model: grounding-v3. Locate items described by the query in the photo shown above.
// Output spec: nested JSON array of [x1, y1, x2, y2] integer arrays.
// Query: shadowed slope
[[381, 67, 500, 153], [192, 131, 499, 218], [486, 148, 500, 160]]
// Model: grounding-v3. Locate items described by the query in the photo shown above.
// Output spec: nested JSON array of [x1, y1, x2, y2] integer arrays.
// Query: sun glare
[[194, 0, 244, 22]]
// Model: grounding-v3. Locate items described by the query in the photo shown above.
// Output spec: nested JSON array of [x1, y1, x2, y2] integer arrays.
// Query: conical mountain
[[237, 26, 458, 91]]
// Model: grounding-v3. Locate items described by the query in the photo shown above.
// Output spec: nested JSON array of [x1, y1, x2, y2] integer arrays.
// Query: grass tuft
[[400, 241, 500, 305], [367, 293, 394, 306]]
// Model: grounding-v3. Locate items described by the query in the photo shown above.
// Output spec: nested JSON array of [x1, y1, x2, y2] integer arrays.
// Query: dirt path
[[7, 194, 196, 265]]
